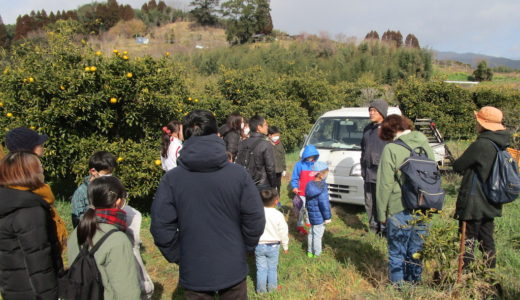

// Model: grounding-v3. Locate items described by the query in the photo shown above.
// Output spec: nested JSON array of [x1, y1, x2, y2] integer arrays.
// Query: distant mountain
[[434, 51, 520, 70]]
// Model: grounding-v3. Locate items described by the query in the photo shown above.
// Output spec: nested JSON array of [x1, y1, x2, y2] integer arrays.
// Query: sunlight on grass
[[53, 144, 520, 299]]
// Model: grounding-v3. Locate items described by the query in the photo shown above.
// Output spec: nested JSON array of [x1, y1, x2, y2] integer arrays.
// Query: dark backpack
[[481, 140, 520, 204], [59, 229, 118, 300], [394, 139, 445, 211], [235, 138, 264, 184]]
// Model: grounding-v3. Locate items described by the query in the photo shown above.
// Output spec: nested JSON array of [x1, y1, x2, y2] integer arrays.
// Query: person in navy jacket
[[150, 110, 265, 300]]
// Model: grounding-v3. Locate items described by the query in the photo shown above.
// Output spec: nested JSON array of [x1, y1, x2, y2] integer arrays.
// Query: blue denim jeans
[[255, 244, 280, 293], [308, 223, 325, 256], [386, 210, 428, 283]]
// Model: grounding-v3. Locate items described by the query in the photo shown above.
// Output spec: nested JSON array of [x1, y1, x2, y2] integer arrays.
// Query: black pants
[[364, 182, 383, 232], [274, 172, 282, 194], [184, 279, 247, 300], [460, 219, 496, 269]]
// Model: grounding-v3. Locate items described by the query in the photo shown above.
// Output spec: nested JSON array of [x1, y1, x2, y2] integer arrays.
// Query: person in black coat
[[360, 99, 389, 234], [150, 110, 265, 300], [220, 113, 243, 161], [453, 106, 511, 270], [0, 152, 62, 300], [236, 114, 276, 189]]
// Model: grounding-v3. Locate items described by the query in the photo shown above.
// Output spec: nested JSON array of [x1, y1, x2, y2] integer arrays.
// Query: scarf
[[10, 184, 68, 254], [95, 208, 127, 232]]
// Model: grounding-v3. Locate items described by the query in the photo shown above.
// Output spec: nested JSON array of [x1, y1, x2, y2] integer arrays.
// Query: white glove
[[282, 171, 286, 177]]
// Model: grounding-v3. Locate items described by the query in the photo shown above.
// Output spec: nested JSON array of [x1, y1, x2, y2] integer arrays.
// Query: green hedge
[[0, 20, 518, 206]]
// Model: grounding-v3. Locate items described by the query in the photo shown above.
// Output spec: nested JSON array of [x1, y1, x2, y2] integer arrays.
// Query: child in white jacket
[[255, 189, 289, 293]]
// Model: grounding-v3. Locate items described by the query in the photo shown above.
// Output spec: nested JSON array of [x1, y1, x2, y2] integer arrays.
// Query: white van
[[301, 107, 446, 205]]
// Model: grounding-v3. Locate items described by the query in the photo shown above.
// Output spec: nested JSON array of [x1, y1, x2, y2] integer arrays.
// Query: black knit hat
[[5, 127, 49, 152], [369, 99, 389, 118]]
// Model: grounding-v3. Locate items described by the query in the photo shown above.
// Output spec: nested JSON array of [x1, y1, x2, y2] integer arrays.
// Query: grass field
[[54, 147, 520, 300]]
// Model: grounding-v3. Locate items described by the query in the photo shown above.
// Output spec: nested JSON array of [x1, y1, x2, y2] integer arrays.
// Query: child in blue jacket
[[291, 144, 319, 234], [305, 161, 332, 257]]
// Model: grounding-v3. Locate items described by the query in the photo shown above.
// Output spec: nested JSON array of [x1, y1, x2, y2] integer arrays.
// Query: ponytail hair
[[161, 121, 182, 158], [77, 176, 127, 247]]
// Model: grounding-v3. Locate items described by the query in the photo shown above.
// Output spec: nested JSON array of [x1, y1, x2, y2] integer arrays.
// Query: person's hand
[[324, 219, 331, 224], [283, 250, 288, 254], [292, 188, 299, 194], [282, 171, 286, 177]]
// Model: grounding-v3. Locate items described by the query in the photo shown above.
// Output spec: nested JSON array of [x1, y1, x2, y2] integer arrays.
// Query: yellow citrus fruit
[[85, 66, 91, 71], [188, 97, 192, 101], [412, 252, 421, 260], [30, 126, 36, 130], [28, 77, 34, 82], [90, 66, 97, 72], [95, 51, 102, 56], [60, 86, 65, 90], [6, 113, 13, 118], [123, 51, 128, 55], [165, 52, 170, 56], [0, 102, 3, 107], [126, 72, 133, 78], [154, 159, 161, 166], [113, 49, 119, 53], [117, 157, 124, 162], [110, 97, 118, 104], [194, 99, 199, 103], [122, 55, 129, 60]]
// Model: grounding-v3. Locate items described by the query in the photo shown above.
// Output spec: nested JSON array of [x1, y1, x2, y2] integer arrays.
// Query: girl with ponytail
[[160, 121, 183, 171], [67, 176, 141, 300]]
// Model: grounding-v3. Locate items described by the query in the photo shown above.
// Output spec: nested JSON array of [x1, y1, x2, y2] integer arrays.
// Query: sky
[[1, 0, 519, 59]]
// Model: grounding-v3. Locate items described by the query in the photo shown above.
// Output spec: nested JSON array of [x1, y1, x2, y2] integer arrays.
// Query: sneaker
[[307, 252, 316, 258]]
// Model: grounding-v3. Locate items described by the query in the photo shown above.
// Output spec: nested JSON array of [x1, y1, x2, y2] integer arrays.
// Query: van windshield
[[307, 117, 371, 150]]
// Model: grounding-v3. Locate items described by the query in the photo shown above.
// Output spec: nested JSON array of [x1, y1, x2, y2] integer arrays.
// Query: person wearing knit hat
[[369, 99, 389, 119], [453, 105, 510, 275], [5, 127, 48, 157], [361, 99, 389, 235]]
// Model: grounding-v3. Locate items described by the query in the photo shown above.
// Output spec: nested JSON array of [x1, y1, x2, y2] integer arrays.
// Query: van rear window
[[307, 117, 371, 150]]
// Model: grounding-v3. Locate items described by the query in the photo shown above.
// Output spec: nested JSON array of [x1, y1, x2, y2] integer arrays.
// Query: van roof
[[320, 106, 402, 118]]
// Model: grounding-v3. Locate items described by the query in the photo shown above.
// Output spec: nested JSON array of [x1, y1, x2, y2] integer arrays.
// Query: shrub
[[0, 21, 194, 206]]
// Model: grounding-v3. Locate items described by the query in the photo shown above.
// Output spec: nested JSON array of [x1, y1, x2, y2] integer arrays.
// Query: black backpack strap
[[393, 139, 413, 152], [88, 229, 119, 255]]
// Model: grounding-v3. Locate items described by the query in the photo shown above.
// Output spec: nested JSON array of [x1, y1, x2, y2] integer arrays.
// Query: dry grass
[[88, 22, 228, 58]]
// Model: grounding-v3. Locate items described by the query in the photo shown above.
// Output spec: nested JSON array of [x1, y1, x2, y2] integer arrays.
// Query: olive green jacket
[[68, 223, 141, 300], [376, 131, 435, 223]]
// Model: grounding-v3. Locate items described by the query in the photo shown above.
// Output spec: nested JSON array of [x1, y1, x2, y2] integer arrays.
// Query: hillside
[[434, 50, 520, 69], [88, 22, 228, 57]]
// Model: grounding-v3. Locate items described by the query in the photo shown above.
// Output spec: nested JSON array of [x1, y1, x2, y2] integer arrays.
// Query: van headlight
[[350, 163, 362, 176]]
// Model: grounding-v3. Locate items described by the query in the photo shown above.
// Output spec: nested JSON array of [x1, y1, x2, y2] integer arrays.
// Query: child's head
[[88, 176, 127, 209], [89, 151, 116, 177], [268, 126, 281, 143], [79, 176, 127, 246], [161, 120, 183, 158], [260, 188, 279, 207], [311, 161, 329, 181]]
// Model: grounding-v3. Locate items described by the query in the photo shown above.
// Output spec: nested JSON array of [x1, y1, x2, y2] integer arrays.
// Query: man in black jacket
[[360, 99, 388, 234], [150, 110, 265, 300], [236, 114, 277, 189]]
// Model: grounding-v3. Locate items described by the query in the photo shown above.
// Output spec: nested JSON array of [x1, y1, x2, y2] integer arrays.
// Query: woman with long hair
[[160, 121, 183, 171], [0, 152, 62, 300], [67, 176, 140, 300]]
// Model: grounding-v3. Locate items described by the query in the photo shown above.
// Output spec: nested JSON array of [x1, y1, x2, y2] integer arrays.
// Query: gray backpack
[[394, 139, 445, 211]]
